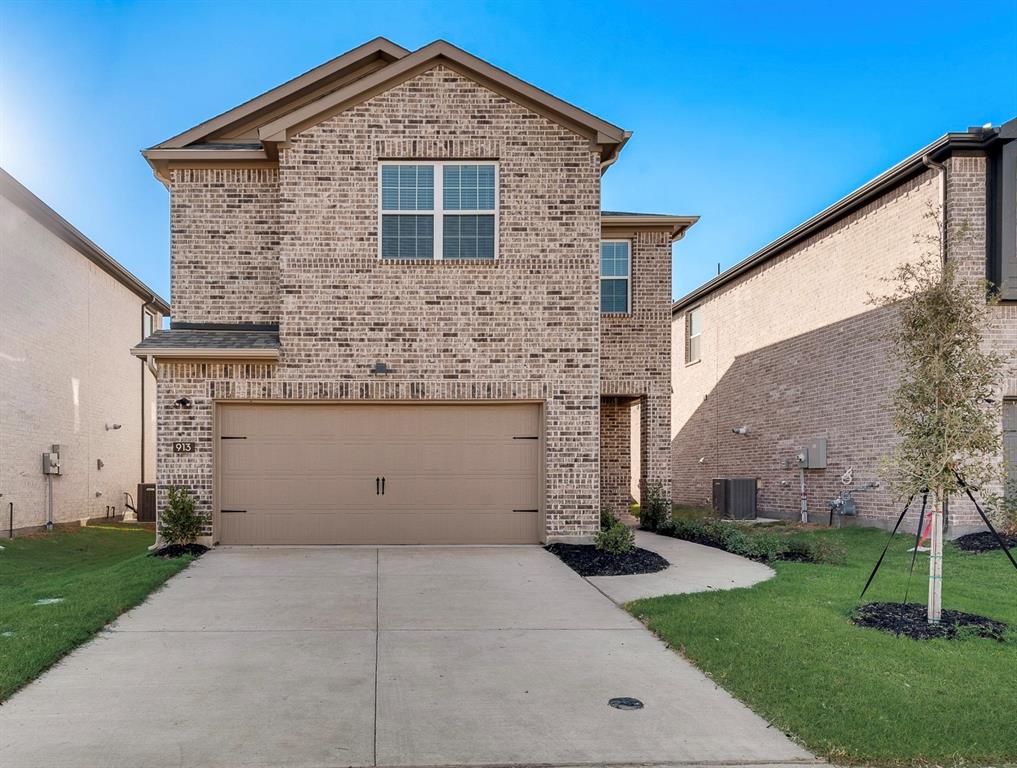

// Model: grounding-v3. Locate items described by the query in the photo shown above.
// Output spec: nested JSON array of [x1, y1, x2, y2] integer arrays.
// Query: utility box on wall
[[712, 478, 757, 520], [795, 438, 827, 469]]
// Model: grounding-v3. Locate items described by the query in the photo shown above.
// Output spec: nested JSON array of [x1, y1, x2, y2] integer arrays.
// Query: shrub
[[160, 487, 205, 545], [600, 506, 617, 531], [639, 481, 670, 532], [781, 534, 847, 565], [655, 516, 844, 565], [986, 484, 1017, 537], [596, 521, 635, 555]]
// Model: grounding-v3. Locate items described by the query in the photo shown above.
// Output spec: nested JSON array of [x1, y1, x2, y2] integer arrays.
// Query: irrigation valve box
[[42, 446, 61, 475]]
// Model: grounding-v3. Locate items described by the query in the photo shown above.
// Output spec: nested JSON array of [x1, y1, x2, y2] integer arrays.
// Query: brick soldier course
[[671, 121, 1017, 533], [134, 39, 696, 543]]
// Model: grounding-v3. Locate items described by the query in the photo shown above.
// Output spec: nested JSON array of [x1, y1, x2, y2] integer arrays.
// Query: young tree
[[873, 209, 1006, 624]]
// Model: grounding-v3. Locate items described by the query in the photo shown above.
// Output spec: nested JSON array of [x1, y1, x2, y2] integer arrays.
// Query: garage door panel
[[217, 403, 542, 545]]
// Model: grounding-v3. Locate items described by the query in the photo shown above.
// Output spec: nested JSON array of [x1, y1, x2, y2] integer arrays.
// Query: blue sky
[[1, 0, 1015, 304]]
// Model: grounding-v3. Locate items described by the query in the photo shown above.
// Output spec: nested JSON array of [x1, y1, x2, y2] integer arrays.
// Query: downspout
[[922, 154, 949, 533]]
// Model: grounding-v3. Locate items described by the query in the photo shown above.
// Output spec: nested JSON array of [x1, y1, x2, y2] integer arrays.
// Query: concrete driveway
[[0, 546, 815, 768]]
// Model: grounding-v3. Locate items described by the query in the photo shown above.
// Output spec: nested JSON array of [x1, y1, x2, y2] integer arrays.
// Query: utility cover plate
[[608, 697, 644, 710]]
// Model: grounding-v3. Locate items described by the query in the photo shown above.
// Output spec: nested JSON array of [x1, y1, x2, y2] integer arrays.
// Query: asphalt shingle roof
[[134, 329, 281, 351]]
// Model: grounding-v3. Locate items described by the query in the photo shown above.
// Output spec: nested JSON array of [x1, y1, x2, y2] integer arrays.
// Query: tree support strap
[[953, 470, 1017, 572], [861, 494, 915, 598]]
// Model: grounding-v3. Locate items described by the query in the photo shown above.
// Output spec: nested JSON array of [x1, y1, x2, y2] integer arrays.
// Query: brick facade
[[672, 156, 1016, 533], [156, 65, 673, 543]]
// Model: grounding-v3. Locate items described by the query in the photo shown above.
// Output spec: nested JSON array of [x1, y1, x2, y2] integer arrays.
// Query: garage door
[[216, 403, 542, 545]]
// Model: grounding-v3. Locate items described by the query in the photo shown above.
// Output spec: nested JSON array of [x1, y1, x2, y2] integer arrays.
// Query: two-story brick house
[[133, 38, 696, 545], [671, 119, 1016, 533]]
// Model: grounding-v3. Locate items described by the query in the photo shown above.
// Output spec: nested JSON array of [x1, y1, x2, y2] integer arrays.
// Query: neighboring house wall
[[671, 172, 941, 529], [672, 154, 1016, 532], [159, 66, 605, 539], [0, 194, 161, 530]]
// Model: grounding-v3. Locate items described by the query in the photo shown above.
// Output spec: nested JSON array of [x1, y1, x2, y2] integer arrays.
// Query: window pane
[[600, 279, 629, 313], [689, 307, 702, 337], [689, 334, 701, 362], [382, 214, 434, 259], [443, 214, 495, 259], [443, 164, 495, 211], [381, 164, 433, 211], [600, 241, 629, 278]]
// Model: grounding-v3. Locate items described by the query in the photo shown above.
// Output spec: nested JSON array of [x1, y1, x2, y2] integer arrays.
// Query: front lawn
[[629, 527, 1017, 766], [0, 527, 192, 700]]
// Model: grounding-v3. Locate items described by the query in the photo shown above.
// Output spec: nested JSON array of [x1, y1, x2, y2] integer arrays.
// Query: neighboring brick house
[[0, 168, 169, 532], [671, 119, 1017, 534], [133, 38, 696, 545]]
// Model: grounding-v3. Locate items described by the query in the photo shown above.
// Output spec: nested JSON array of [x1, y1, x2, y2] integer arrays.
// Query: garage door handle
[[381, 477, 386, 495], [376, 477, 380, 495], [221, 509, 246, 514]]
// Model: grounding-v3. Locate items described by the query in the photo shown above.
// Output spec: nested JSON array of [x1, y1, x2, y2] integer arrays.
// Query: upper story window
[[685, 306, 702, 363], [600, 240, 630, 313], [380, 162, 497, 260], [143, 310, 155, 339]]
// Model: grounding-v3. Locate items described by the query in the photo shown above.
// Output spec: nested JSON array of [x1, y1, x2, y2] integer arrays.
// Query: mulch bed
[[853, 602, 1009, 641], [149, 543, 209, 559], [545, 543, 668, 577], [953, 531, 1017, 554]]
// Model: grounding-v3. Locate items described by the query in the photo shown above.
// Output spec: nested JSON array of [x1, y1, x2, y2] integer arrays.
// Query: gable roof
[[671, 119, 1017, 314], [0, 168, 170, 314], [143, 38, 629, 182]]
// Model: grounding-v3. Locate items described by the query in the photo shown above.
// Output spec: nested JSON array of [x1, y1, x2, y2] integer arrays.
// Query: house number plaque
[[172, 441, 195, 453]]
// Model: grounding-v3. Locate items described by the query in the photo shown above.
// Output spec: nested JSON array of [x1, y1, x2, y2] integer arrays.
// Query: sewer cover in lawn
[[608, 697, 644, 710], [34, 597, 64, 606]]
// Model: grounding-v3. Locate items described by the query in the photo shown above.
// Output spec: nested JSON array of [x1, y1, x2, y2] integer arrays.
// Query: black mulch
[[149, 543, 209, 559], [953, 531, 1017, 554], [545, 543, 669, 577], [853, 602, 1009, 641]]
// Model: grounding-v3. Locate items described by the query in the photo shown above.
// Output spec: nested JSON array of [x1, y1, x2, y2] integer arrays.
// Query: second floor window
[[600, 240, 630, 313], [686, 306, 702, 363], [143, 310, 155, 339], [380, 162, 497, 260]]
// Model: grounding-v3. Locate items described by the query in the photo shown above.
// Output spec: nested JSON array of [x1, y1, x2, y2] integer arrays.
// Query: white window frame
[[143, 310, 155, 339], [377, 160, 499, 260], [600, 239, 631, 314], [686, 306, 702, 364]]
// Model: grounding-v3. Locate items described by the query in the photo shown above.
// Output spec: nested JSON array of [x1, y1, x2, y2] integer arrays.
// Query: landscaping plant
[[159, 487, 205, 545], [871, 209, 1008, 623], [595, 519, 635, 555], [638, 480, 670, 532]]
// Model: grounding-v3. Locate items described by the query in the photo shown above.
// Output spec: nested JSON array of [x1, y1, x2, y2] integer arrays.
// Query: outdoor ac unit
[[712, 478, 757, 520]]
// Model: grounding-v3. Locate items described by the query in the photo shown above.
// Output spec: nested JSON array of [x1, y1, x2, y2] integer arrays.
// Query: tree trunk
[[927, 492, 944, 624]]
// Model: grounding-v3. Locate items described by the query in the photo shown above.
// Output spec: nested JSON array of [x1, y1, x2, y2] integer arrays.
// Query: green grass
[[670, 504, 715, 521], [0, 527, 192, 700], [628, 527, 1017, 766]]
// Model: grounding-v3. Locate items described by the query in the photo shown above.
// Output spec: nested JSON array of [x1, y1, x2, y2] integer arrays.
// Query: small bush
[[639, 481, 670, 532], [160, 487, 205, 545], [780, 534, 847, 565], [986, 484, 1017, 537], [596, 521, 635, 555], [600, 506, 617, 531]]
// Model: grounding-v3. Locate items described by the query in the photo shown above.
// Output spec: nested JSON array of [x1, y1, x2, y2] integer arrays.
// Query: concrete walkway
[[588, 530, 776, 603], [0, 546, 815, 768]]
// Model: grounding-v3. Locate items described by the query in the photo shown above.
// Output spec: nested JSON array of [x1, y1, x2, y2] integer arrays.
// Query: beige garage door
[[216, 403, 542, 545]]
